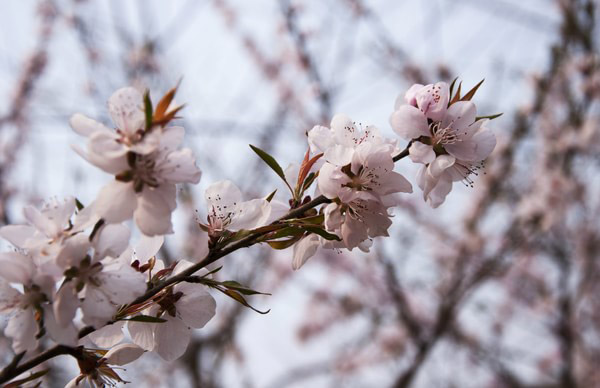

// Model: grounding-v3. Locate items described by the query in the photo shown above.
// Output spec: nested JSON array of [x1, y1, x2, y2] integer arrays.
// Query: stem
[[0, 144, 412, 385], [0, 346, 82, 385]]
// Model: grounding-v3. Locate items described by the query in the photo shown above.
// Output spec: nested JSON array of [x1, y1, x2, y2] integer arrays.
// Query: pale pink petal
[[429, 155, 456, 178], [154, 315, 192, 362], [292, 234, 320, 270], [94, 181, 137, 224], [229, 199, 271, 231], [23, 205, 57, 238], [317, 163, 349, 199], [69, 113, 112, 138], [95, 263, 146, 305], [88, 130, 128, 159], [93, 223, 131, 259], [108, 87, 145, 137], [134, 235, 164, 262], [87, 322, 125, 348], [128, 319, 156, 351], [6, 309, 37, 353], [307, 125, 334, 154], [324, 203, 343, 232], [0, 252, 34, 284], [159, 126, 185, 150], [43, 305, 78, 346], [331, 114, 357, 147], [134, 187, 174, 236], [390, 105, 430, 140], [341, 214, 368, 250], [105, 343, 145, 366], [379, 171, 413, 195], [442, 101, 477, 134], [156, 148, 202, 184], [427, 175, 453, 208], [0, 279, 21, 313], [323, 144, 353, 166], [470, 127, 496, 161], [409, 142, 436, 164], [70, 143, 129, 175], [174, 283, 216, 328], [54, 282, 79, 327], [128, 130, 160, 155], [415, 82, 449, 122], [403, 83, 425, 107], [55, 234, 91, 268], [205, 180, 243, 218], [0, 225, 36, 248], [81, 286, 118, 327], [445, 139, 478, 161]]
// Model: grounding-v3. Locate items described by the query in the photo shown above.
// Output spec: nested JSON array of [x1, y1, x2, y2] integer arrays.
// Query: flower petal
[[134, 186, 174, 236], [390, 105, 430, 140], [94, 181, 137, 224], [5, 309, 38, 353], [0, 225, 36, 248], [54, 282, 79, 327], [94, 223, 131, 259], [174, 283, 216, 328], [415, 82, 449, 122], [292, 234, 320, 270], [408, 142, 436, 164], [154, 315, 192, 362], [69, 113, 111, 138], [442, 101, 477, 135], [108, 87, 145, 137], [0, 252, 34, 284], [87, 322, 125, 348], [429, 155, 456, 178], [105, 343, 145, 366]]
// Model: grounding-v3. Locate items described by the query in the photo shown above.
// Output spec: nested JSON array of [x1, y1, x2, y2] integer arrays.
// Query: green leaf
[[201, 266, 223, 278], [300, 225, 341, 241], [221, 280, 271, 296], [249, 144, 293, 193], [143, 89, 153, 131], [265, 226, 304, 240], [448, 77, 459, 99], [223, 289, 270, 314], [285, 214, 325, 225], [460, 79, 484, 101], [265, 189, 277, 202], [120, 315, 167, 323], [75, 198, 85, 211], [89, 219, 105, 242], [449, 81, 462, 106], [267, 235, 303, 249], [301, 171, 318, 194], [476, 113, 503, 121], [5, 369, 49, 388]]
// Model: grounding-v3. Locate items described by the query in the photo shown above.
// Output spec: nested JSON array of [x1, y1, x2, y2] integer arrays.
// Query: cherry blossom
[[203, 180, 272, 235], [71, 88, 201, 236], [390, 82, 496, 207], [0, 197, 95, 277], [64, 344, 145, 388], [0, 252, 58, 352], [128, 260, 216, 361]]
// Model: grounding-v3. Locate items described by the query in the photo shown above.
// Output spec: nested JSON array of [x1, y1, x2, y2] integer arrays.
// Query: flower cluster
[[0, 80, 497, 387], [390, 81, 496, 207]]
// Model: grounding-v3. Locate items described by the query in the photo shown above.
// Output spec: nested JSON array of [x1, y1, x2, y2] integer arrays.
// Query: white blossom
[[204, 180, 272, 234], [128, 260, 216, 361], [390, 82, 496, 207], [70, 87, 202, 236]]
